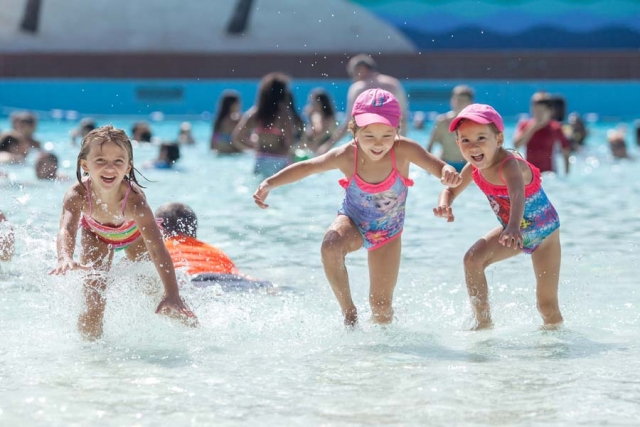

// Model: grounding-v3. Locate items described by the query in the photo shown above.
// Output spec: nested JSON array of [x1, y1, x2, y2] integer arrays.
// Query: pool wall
[[1, 79, 639, 121]]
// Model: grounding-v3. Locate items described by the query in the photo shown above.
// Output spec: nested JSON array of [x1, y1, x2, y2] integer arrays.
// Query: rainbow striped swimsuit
[[79, 179, 141, 250]]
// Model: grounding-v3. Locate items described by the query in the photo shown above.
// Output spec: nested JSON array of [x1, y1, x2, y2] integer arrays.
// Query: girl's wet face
[[356, 123, 398, 161], [81, 140, 131, 188]]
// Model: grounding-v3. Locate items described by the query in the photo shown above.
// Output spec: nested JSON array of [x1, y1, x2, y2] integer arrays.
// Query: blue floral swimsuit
[[338, 143, 414, 250]]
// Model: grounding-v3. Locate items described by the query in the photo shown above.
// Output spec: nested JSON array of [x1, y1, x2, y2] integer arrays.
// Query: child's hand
[[48, 260, 90, 275], [440, 167, 462, 187], [499, 226, 523, 250], [253, 181, 271, 209], [155, 294, 199, 327], [433, 205, 455, 222]]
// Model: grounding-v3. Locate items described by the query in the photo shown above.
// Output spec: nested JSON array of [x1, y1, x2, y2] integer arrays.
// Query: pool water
[[1, 118, 639, 426]]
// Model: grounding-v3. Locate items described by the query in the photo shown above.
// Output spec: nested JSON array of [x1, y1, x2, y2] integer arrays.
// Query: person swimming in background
[[177, 122, 196, 145], [35, 151, 70, 181], [426, 85, 475, 172], [232, 72, 304, 176], [211, 90, 243, 154], [154, 202, 272, 291], [11, 111, 41, 154], [607, 127, 633, 160], [144, 142, 181, 169], [300, 88, 337, 155], [514, 91, 571, 174], [49, 125, 197, 340], [0, 131, 30, 165], [71, 118, 97, 146], [253, 88, 461, 327], [434, 103, 564, 330], [563, 112, 588, 152], [131, 121, 153, 143]]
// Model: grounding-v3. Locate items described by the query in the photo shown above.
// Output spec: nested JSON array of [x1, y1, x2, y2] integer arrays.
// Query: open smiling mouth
[[101, 175, 116, 183], [471, 154, 485, 162], [370, 149, 384, 156]]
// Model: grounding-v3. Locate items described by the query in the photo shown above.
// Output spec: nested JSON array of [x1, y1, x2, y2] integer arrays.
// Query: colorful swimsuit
[[79, 179, 141, 250], [338, 143, 414, 250], [472, 156, 560, 254]]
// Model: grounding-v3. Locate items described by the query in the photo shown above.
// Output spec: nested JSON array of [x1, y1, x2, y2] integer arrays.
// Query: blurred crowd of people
[[1, 53, 638, 265]]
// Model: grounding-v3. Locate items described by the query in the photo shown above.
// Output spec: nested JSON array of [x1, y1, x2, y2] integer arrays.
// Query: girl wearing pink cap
[[434, 103, 564, 330], [253, 88, 461, 327]]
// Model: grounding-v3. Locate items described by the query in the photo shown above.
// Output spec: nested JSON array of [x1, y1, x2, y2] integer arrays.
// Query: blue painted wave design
[[400, 26, 640, 49], [352, 0, 640, 49]]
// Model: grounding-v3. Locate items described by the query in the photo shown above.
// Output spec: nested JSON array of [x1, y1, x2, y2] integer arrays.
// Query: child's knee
[[463, 248, 484, 270], [321, 233, 346, 261]]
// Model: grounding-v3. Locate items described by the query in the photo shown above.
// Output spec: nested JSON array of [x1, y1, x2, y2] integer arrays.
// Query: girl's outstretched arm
[[398, 138, 462, 187], [253, 147, 346, 208], [433, 163, 474, 222], [128, 191, 197, 323], [50, 184, 89, 274]]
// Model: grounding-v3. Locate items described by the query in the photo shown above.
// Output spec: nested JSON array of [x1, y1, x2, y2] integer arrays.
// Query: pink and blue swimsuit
[[338, 143, 414, 250], [473, 156, 560, 254]]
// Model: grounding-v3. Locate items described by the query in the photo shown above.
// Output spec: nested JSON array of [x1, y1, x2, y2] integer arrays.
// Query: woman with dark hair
[[301, 88, 337, 154], [232, 72, 303, 176], [211, 90, 242, 154]]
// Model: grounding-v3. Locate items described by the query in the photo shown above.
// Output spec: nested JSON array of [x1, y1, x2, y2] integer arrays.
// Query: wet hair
[[35, 152, 59, 180], [76, 124, 144, 187], [213, 90, 241, 133], [347, 54, 378, 76], [154, 202, 198, 238], [453, 118, 502, 135], [452, 85, 475, 100], [256, 72, 291, 128], [310, 88, 335, 119]]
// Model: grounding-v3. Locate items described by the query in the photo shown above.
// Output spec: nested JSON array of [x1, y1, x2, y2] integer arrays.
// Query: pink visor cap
[[352, 88, 401, 128], [449, 103, 505, 132]]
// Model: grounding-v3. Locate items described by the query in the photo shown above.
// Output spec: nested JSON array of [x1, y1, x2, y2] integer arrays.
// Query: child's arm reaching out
[[128, 191, 197, 322], [253, 148, 344, 208], [399, 138, 462, 187], [433, 163, 474, 222], [49, 184, 90, 274]]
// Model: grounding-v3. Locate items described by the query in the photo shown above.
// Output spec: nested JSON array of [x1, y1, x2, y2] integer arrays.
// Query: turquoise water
[[1, 118, 639, 426]]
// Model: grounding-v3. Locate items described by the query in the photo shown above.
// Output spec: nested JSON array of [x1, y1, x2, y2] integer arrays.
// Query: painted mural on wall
[[1, 0, 638, 52], [350, 0, 640, 49]]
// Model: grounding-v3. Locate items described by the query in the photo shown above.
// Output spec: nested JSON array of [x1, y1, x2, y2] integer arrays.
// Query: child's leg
[[367, 236, 401, 324], [78, 228, 113, 340], [321, 215, 363, 326], [124, 237, 148, 262], [531, 229, 563, 327], [464, 226, 521, 329]]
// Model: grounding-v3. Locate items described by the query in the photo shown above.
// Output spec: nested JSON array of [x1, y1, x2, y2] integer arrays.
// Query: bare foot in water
[[344, 308, 358, 328]]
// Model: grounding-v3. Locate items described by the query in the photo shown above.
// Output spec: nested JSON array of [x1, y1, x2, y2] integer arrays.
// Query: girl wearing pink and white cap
[[253, 88, 461, 327], [434, 103, 564, 330]]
